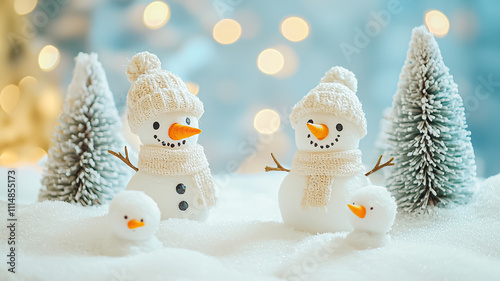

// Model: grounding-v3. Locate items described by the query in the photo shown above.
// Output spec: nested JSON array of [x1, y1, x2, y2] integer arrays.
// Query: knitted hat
[[126, 51, 204, 133], [289, 66, 367, 137]]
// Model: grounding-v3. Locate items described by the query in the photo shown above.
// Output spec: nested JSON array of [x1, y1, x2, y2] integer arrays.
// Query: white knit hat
[[126, 51, 204, 133], [289, 66, 367, 137]]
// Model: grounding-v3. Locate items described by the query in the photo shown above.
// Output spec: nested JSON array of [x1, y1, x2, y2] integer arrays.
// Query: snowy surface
[[1, 170, 500, 281]]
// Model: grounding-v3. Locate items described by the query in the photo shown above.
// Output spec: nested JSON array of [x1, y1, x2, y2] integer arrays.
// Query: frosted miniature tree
[[39, 53, 129, 206], [386, 26, 476, 213]]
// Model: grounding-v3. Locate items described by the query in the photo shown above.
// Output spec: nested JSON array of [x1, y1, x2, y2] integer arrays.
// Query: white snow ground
[[1, 170, 500, 281]]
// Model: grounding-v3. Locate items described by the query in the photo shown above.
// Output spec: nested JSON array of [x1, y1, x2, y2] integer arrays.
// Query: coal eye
[[336, 123, 343, 132], [307, 119, 314, 124], [153, 122, 160, 130], [140, 219, 144, 222], [124, 215, 128, 219], [370, 207, 374, 210], [186, 117, 191, 125]]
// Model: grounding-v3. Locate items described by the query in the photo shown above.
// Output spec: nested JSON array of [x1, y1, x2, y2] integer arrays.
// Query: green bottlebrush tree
[[386, 26, 476, 213], [39, 53, 129, 206]]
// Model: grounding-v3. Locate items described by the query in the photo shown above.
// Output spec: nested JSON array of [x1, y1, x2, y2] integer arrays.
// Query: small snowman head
[[347, 185, 397, 234], [126, 51, 204, 149], [289, 67, 367, 152], [108, 191, 161, 241]]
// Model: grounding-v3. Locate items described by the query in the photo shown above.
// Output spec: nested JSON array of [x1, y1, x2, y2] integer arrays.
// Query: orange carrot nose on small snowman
[[307, 122, 329, 140], [168, 123, 201, 140]]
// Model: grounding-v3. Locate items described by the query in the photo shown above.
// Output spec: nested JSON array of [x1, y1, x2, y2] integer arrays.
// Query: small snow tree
[[39, 53, 129, 206], [386, 26, 476, 213]]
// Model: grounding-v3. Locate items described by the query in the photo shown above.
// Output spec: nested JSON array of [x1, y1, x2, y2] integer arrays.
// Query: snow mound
[[1, 172, 499, 280]]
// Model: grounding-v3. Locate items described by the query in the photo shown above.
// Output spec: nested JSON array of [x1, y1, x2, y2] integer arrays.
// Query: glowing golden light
[[257, 48, 284, 75], [272, 45, 299, 78], [18, 76, 37, 89], [143, 1, 170, 29], [212, 19, 242, 45], [14, 0, 38, 15], [25, 147, 47, 163], [186, 82, 200, 95], [0, 84, 20, 114], [280, 16, 309, 42], [254, 109, 281, 134], [0, 149, 19, 167], [425, 10, 450, 37], [38, 88, 61, 118], [38, 45, 60, 71]]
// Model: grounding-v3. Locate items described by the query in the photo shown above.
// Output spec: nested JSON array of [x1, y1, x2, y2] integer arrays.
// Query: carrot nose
[[307, 123, 329, 140], [127, 219, 145, 229], [168, 123, 201, 140], [348, 204, 366, 219]]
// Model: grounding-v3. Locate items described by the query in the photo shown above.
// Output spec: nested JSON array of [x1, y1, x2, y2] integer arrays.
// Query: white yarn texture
[[290, 66, 367, 137], [291, 149, 364, 209], [138, 144, 216, 207], [126, 51, 204, 133]]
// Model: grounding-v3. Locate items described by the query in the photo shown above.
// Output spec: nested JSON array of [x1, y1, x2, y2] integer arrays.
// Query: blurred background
[[1, 0, 499, 178]]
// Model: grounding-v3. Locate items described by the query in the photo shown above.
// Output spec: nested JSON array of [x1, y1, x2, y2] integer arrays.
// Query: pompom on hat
[[126, 51, 204, 133], [289, 66, 367, 138]]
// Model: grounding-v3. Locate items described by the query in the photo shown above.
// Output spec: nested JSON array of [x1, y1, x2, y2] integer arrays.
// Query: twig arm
[[265, 153, 291, 172], [365, 155, 394, 177], [108, 146, 138, 172]]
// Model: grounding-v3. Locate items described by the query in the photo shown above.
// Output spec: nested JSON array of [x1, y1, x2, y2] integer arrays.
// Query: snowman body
[[102, 191, 162, 256], [282, 107, 369, 233], [346, 185, 397, 249], [127, 172, 208, 221], [279, 171, 369, 233]]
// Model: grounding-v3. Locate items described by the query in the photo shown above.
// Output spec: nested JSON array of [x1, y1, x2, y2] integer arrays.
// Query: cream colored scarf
[[291, 149, 364, 209], [138, 144, 215, 207]]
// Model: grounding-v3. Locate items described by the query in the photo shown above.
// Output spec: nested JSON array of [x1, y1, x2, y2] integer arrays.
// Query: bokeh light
[[425, 10, 450, 37], [0, 84, 20, 114], [213, 19, 242, 45], [38, 45, 60, 71], [0, 149, 19, 167], [143, 1, 170, 29], [14, 0, 38, 15], [253, 109, 281, 134], [280, 16, 309, 42], [257, 48, 284, 75], [186, 82, 200, 95], [38, 88, 61, 118], [272, 45, 299, 78]]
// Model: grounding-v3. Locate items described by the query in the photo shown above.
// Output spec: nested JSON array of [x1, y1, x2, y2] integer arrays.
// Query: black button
[[179, 201, 188, 211], [176, 183, 186, 194]]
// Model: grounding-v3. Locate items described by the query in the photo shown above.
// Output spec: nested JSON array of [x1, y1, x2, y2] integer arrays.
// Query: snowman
[[346, 185, 397, 249], [103, 190, 162, 256], [270, 67, 392, 233], [110, 51, 215, 221]]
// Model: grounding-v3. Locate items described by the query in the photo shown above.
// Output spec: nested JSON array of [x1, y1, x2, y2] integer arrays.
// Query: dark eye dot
[[124, 215, 128, 220], [140, 219, 144, 222], [307, 119, 314, 124], [370, 207, 374, 210], [153, 122, 160, 130], [186, 117, 191, 125], [336, 123, 343, 132]]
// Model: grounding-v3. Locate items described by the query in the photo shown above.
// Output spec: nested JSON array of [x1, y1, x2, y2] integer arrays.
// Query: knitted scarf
[[291, 149, 364, 209], [138, 144, 215, 207]]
